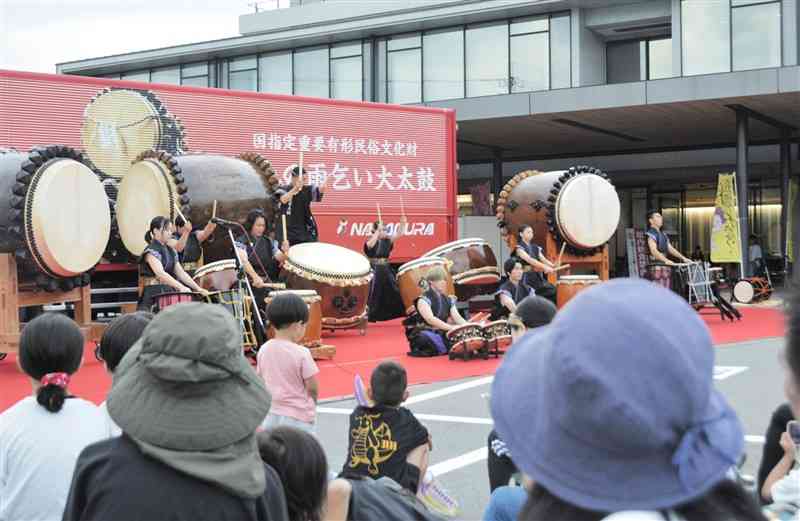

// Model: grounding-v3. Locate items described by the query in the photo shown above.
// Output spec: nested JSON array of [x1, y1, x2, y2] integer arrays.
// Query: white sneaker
[[418, 470, 460, 518]]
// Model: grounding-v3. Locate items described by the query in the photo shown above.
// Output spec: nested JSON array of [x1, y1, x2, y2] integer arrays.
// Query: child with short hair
[[257, 292, 319, 433]]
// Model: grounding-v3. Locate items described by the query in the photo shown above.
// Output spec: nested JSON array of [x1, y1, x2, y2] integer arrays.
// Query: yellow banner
[[788, 177, 797, 263], [710, 173, 742, 263]]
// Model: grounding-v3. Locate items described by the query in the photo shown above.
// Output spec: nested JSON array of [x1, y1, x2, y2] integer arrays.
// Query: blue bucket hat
[[491, 279, 743, 512]]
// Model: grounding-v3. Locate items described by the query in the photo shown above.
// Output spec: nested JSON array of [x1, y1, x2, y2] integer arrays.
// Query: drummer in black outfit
[[275, 166, 327, 246], [407, 268, 468, 357], [364, 216, 407, 322], [169, 216, 217, 276], [491, 258, 534, 320], [646, 210, 691, 265], [138, 216, 208, 311], [514, 224, 557, 304]]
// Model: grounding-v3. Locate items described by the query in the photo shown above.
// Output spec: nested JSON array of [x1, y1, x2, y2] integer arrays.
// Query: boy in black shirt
[[342, 361, 430, 493]]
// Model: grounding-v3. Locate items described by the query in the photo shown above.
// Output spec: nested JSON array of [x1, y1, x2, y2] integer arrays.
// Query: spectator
[[257, 427, 328, 521], [0, 313, 106, 521], [63, 303, 289, 521], [96, 311, 153, 437], [491, 279, 763, 520], [257, 293, 319, 434], [756, 403, 794, 504], [749, 234, 764, 276]]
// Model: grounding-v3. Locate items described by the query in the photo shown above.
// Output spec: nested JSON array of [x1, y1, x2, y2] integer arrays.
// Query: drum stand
[[544, 235, 610, 284], [0, 254, 104, 360], [224, 228, 265, 358]]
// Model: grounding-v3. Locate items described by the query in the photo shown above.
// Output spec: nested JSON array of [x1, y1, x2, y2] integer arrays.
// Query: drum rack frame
[[544, 235, 610, 283], [0, 254, 105, 357]]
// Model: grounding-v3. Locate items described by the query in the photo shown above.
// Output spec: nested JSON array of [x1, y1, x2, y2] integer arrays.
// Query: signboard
[[625, 228, 648, 278], [710, 173, 742, 263]]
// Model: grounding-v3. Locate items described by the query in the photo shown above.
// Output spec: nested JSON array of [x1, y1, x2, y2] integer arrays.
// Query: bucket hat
[[491, 279, 743, 512], [108, 302, 271, 451]]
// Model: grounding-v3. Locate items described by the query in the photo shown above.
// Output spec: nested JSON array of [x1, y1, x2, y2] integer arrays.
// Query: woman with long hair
[[514, 225, 557, 304], [364, 216, 406, 322]]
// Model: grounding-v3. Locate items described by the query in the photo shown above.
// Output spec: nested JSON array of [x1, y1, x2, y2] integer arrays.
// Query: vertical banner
[[625, 228, 648, 277], [788, 177, 797, 263], [710, 173, 742, 263]]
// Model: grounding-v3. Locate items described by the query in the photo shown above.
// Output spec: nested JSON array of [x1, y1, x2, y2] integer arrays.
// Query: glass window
[[550, 13, 571, 89], [732, 2, 781, 71], [423, 29, 464, 101], [681, 0, 730, 76], [377, 39, 387, 103], [259, 51, 292, 95], [388, 33, 421, 51], [151, 66, 180, 85], [648, 37, 673, 79], [362, 41, 373, 101], [182, 62, 208, 77], [100, 73, 122, 79], [331, 41, 362, 58], [229, 70, 257, 91], [510, 15, 548, 36], [121, 71, 150, 82], [607, 41, 643, 84], [181, 76, 209, 87], [466, 22, 509, 97], [294, 46, 329, 98], [388, 49, 421, 104], [510, 31, 549, 92], [732, 0, 776, 5], [331, 56, 362, 101], [229, 56, 257, 72]]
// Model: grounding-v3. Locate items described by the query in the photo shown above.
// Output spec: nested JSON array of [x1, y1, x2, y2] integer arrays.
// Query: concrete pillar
[[781, 133, 792, 268], [736, 110, 750, 277], [492, 151, 503, 204]]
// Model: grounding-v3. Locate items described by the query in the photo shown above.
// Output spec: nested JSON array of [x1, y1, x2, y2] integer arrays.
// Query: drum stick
[[298, 151, 304, 183], [282, 214, 288, 243], [174, 205, 187, 225], [212, 200, 217, 219], [553, 264, 571, 273], [400, 196, 405, 217], [556, 242, 566, 267], [376, 203, 382, 225]]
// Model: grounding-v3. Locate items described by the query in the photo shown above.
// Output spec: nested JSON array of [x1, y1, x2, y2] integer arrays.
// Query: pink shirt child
[[256, 338, 319, 423]]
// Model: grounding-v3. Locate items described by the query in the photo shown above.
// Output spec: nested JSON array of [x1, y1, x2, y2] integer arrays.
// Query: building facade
[[59, 0, 799, 276]]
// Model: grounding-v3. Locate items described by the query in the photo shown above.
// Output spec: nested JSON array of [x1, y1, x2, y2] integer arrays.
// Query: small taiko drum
[[446, 323, 487, 358], [423, 238, 501, 301], [264, 289, 323, 347], [645, 264, 672, 290], [733, 277, 772, 304], [556, 275, 600, 309], [153, 291, 200, 313], [193, 259, 239, 290], [282, 243, 372, 330], [397, 257, 456, 315], [483, 320, 512, 355]]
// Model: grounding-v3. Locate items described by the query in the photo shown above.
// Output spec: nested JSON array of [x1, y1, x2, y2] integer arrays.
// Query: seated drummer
[[168, 216, 216, 276], [646, 210, 691, 266], [514, 225, 557, 304], [234, 209, 289, 287], [491, 258, 534, 320], [138, 216, 208, 311], [407, 267, 468, 357]]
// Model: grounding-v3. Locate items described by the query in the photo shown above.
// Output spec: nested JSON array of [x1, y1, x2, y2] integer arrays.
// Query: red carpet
[[0, 307, 785, 412]]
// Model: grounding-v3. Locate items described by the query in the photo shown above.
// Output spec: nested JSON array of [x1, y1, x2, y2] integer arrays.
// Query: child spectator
[[258, 292, 319, 433], [0, 313, 107, 521], [96, 311, 153, 437]]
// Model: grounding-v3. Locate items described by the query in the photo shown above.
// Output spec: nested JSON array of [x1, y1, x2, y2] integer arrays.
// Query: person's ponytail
[[36, 383, 67, 413], [144, 230, 153, 243]]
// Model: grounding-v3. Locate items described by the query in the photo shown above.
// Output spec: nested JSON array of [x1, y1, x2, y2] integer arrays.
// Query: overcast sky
[[0, 0, 273, 73]]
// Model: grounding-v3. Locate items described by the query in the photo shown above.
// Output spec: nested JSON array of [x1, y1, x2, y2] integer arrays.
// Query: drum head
[[82, 89, 161, 179], [116, 159, 175, 256], [559, 275, 600, 282], [26, 159, 110, 277], [733, 280, 754, 303], [422, 238, 488, 258], [556, 175, 620, 249], [287, 243, 371, 278], [397, 257, 448, 275], [193, 259, 237, 279]]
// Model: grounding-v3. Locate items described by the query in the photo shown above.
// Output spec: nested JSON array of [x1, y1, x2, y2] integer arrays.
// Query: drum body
[[645, 264, 673, 290], [733, 277, 772, 303], [81, 88, 186, 179], [483, 320, 512, 354], [396, 257, 456, 314], [446, 323, 486, 355], [116, 151, 277, 261], [153, 291, 199, 312], [0, 146, 111, 291], [282, 243, 372, 329], [193, 259, 239, 291], [556, 275, 600, 309], [264, 290, 323, 347], [496, 167, 620, 255], [423, 238, 500, 301]]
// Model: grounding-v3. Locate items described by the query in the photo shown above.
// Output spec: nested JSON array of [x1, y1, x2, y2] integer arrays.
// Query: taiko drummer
[[514, 224, 557, 304]]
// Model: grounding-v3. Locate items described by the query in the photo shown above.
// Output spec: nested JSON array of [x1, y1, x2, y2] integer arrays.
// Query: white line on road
[[317, 407, 494, 425], [429, 448, 488, 477], [714, 366, 749, 380], [404, 376, 494, 405]]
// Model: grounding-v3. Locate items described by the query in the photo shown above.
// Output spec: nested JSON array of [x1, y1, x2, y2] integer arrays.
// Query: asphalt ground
[[315, 336, 786, 520]]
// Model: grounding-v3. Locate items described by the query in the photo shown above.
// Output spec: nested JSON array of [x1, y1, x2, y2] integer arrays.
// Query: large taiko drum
[[264, 290, 323, 347], [496, 166, 620, 255], [397, 257, 456, 315], [556, 275, 600, 309], [116, 151, 278, 262], [282, 243, 372, 330], [81, 88, 186, 179], [0, 146, 111, 291], [422, 238, 501, 301]]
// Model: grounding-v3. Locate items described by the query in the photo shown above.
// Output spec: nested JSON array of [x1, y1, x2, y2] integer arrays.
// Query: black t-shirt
[[276, 185, 322, 230], [516, 241, 545, 287], [646, 227, 670, 256], [63, 435, 289, 521], [342, 405, 429, 484], [493, 280, 534, 318], [173, 231, 202, 264]]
